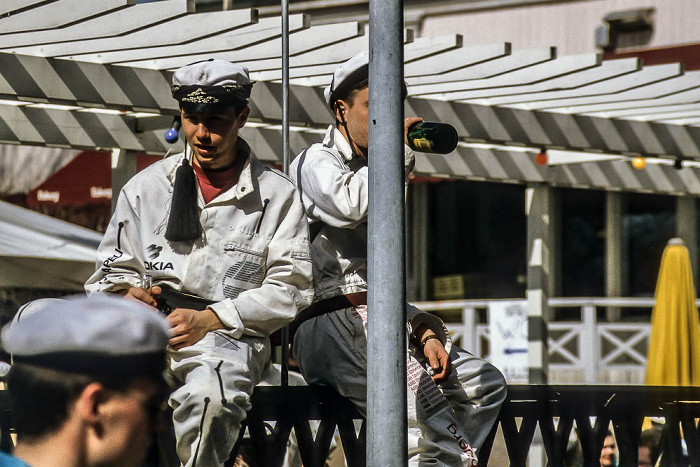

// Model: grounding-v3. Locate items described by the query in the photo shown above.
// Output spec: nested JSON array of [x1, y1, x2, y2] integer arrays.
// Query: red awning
[[604, 42, 700, 70], [27, 151, 161, 207]]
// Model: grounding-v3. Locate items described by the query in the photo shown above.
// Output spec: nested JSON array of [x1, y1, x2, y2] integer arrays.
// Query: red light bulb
[[535, 150, 548, 166]]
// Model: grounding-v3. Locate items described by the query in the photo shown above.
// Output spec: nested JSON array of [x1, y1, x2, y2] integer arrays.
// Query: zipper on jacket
[[116, 221, 124, 251], [254, 198, 270, 234], [214, 360, 227, 405]]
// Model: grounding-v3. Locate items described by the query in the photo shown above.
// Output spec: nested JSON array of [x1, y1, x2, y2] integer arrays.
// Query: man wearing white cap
[[85, 59, 313, 467], [0, 294, 171, 467], [290, 51, 507, 466]]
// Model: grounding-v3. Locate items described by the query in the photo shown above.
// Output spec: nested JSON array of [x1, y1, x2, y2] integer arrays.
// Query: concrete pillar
[[525, 183, 551, 384], [676, 196, 698, 284], [526, 183, 551, 467], [407, 183, 429, 301], [549, 187, 562, 298], [606, 191, 624, 322]]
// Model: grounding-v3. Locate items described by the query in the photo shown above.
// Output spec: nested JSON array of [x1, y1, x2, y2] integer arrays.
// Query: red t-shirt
[[192, 161, 241, 204]]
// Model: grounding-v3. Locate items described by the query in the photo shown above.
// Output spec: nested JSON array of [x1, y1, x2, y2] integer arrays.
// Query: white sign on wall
[[489, 300, 528, 383]]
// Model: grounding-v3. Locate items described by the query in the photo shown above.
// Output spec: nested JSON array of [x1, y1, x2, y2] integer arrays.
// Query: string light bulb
[[534, 149, 548, 166], [632, 157, 646, 170], [164, 117, 181, 144]]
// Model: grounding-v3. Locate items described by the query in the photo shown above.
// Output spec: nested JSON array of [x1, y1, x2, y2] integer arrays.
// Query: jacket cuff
[[404, 145, 416, 176], [407, 303, 452, 354], [208, 300, 245, 339]]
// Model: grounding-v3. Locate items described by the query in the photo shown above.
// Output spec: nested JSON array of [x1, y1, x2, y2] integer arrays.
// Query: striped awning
[[414, 146, 700, 195], [3, 0, 700, 193]]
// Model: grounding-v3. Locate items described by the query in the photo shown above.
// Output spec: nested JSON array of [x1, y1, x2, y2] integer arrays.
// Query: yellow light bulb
[[632, 157, 646, 170]]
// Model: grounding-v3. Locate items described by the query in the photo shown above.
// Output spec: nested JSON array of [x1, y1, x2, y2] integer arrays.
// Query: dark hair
[[639, 428, 661, 465], [335, 78, 369, 108], [232, 99, 249, 116], [331, 77, 407, 121], [7, 364, 139, 441]]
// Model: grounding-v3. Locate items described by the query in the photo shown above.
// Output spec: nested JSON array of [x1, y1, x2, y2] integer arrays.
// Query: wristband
[[420, 334, 441, 348]]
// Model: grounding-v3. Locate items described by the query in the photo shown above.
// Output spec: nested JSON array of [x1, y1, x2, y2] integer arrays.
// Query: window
[[560, 188, 605, 297], [428, 180, 526, 299], [625, 193, 675, 297]]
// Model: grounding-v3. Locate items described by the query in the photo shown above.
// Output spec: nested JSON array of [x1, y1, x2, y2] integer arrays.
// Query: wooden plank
[[0, 0, 193, 49], [7, 9, 257, 57], [77, 15, 308, 65], [0, 0, 134, 34]]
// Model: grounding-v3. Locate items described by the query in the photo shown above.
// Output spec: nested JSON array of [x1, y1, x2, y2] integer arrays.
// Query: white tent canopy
[[0, 200, 102, 290], [0, 144, 78, 196]]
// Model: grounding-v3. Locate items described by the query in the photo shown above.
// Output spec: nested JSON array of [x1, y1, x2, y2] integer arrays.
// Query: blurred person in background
[[600, 431, 616, 467]]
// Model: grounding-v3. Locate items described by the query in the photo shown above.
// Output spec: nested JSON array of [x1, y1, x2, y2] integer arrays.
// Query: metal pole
[[367, 0, 407, 464], [280, 0, 290, 387]]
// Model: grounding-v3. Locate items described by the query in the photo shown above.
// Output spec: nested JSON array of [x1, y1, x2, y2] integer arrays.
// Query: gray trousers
[[293, 307, 507, 466]]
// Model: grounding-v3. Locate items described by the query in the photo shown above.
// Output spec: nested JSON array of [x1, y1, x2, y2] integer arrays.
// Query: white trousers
[[163, 331, 270, 467], [293, 306, 507, 466]]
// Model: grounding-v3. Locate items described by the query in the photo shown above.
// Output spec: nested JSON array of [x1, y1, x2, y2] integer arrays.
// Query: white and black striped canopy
[[3, 0, 700, 194]]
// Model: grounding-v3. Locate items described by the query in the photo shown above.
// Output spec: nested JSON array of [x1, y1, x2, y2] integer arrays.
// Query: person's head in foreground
[[1, 294, 170, 467]]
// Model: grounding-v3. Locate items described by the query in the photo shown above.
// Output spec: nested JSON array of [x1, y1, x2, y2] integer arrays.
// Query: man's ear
[[77, 382, 107, 425], [238, 106, 250, 128], [333, 100, 347, 125]]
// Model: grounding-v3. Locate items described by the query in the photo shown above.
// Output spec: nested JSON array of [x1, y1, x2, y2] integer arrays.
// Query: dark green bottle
[[407, 121, 458, 154]]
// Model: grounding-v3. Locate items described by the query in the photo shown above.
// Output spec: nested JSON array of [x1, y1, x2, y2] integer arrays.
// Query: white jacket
[[290, 125, 447, 344], [86, 142, 314, 338]]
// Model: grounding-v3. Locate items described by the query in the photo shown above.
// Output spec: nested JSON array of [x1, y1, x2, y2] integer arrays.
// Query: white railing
[[413, 297, 696, 384]]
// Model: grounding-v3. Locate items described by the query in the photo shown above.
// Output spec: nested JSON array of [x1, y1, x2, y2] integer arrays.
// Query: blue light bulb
[[165, 128, 179, 143], [164, 117, 181, 144]]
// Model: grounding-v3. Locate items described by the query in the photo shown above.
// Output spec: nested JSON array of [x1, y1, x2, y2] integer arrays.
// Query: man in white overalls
[[290, 51, 507, 466], [86, 59, 314, 467]]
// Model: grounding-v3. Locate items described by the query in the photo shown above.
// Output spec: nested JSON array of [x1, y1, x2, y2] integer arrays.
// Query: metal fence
[[235, 384, 700, 467], [412, 297, 696, 384]]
